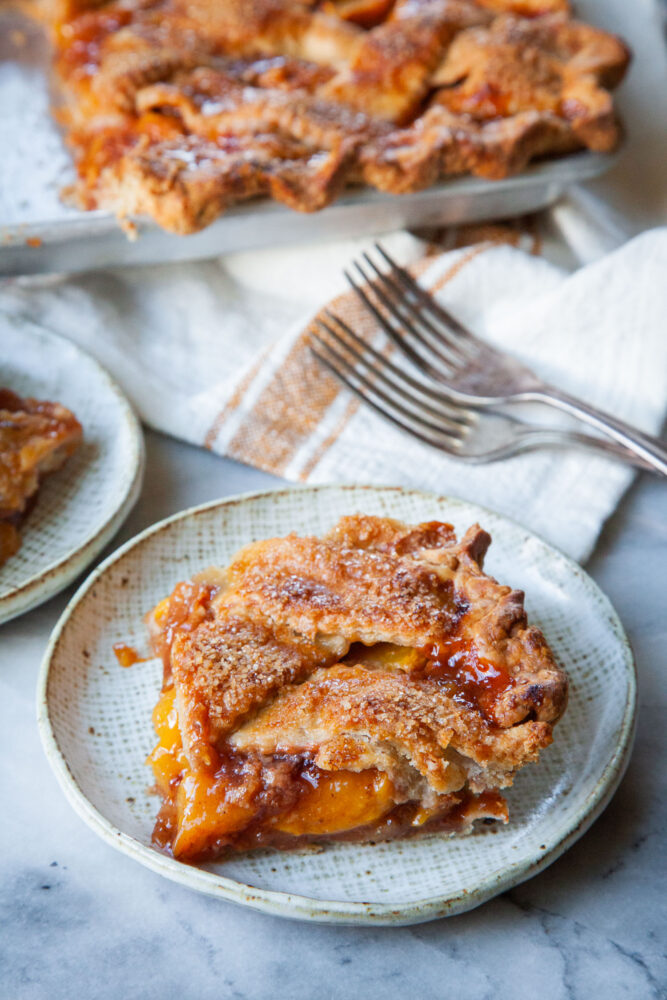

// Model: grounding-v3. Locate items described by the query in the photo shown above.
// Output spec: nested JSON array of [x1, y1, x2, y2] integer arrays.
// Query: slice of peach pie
[[145, 515, 567, 861], [0, 388, 82, 567]]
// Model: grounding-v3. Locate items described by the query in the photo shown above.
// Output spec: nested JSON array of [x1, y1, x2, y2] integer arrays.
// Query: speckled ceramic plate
[[38, 486, 636, 925], [0, 317, 144, 624]]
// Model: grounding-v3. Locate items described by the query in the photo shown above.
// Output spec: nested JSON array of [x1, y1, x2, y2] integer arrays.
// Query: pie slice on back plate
[[144, 514, 567, 861], [0, 389, 82, 567]]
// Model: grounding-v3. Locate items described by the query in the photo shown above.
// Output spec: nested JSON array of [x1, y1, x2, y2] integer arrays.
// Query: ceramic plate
[[0, 317, 144, 624], [38, 486, 636, 925]]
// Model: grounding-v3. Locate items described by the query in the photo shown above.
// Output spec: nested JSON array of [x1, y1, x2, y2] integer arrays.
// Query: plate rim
[[0, 323, 145, 624], [37, 484, 637, 926]]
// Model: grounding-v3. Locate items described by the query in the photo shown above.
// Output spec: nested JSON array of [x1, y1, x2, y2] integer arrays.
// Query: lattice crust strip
[[36, 0, 629, 232]]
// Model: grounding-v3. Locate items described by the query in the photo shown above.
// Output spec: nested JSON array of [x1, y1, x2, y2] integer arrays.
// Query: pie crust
[[144, 514, 568, 860], [31, 0, 629, 233], [0, 388, 83, 567]]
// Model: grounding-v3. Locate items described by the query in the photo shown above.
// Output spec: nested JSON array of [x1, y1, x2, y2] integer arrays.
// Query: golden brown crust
[[170, 610, 346, 749], [146, 514, 568, 858], [0, 388, 82, 566], [230, 662, 554, 791], [219, 529, 464, 647], [431, 14, 629, 152], [33, 0, 629, 232], [321, 517, 567, 725]]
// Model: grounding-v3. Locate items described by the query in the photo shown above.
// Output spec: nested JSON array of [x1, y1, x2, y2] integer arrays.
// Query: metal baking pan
[[0, 154, 618, 278], [0, 10, 617, 277]]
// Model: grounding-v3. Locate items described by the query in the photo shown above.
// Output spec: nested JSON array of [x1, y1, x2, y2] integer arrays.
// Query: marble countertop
[[1, 429, 665, 1000]]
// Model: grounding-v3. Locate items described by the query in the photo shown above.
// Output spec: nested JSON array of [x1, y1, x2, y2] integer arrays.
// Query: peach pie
[[0, 388, 82, 567], [145, 515, 568, 860], [31, 0, 629, 233]]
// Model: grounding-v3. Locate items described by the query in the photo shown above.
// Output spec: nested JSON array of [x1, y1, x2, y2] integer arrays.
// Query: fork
[[337, 244, 667, 476], [310, 312, 654, 469]]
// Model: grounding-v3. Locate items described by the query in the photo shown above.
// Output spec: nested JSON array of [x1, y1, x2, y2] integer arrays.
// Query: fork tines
[[310, 310, 471, 454], [342, 245, 483, 382]]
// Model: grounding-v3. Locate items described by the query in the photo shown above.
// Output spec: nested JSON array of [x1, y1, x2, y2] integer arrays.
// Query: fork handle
[[515, 427, 656, 472], [529, 387, 667, 477]]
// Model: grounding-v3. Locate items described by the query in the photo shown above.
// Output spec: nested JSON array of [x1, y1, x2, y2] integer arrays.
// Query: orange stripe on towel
[[215, 229, 524, 477]]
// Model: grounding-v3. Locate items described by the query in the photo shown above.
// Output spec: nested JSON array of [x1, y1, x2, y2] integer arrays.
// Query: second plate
[[0, 317, 144, 624]]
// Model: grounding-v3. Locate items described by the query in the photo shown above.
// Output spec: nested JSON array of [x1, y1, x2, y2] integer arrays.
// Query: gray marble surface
[[1, 430, 665, 1000]]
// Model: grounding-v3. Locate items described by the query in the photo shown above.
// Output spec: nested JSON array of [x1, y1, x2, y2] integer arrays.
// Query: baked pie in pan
[[145, 515, 568, 860], [0, 389, 82, 567], [33, 0, 629, 233]]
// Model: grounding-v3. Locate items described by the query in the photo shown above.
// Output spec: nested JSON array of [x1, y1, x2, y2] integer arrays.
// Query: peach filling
[[147, 688, 398, 858], [147, 637, 514, 858], [273, 770, 395, 836]]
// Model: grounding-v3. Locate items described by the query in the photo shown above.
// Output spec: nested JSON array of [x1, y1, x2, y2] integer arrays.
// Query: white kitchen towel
[[2, 225, 666, 563]]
